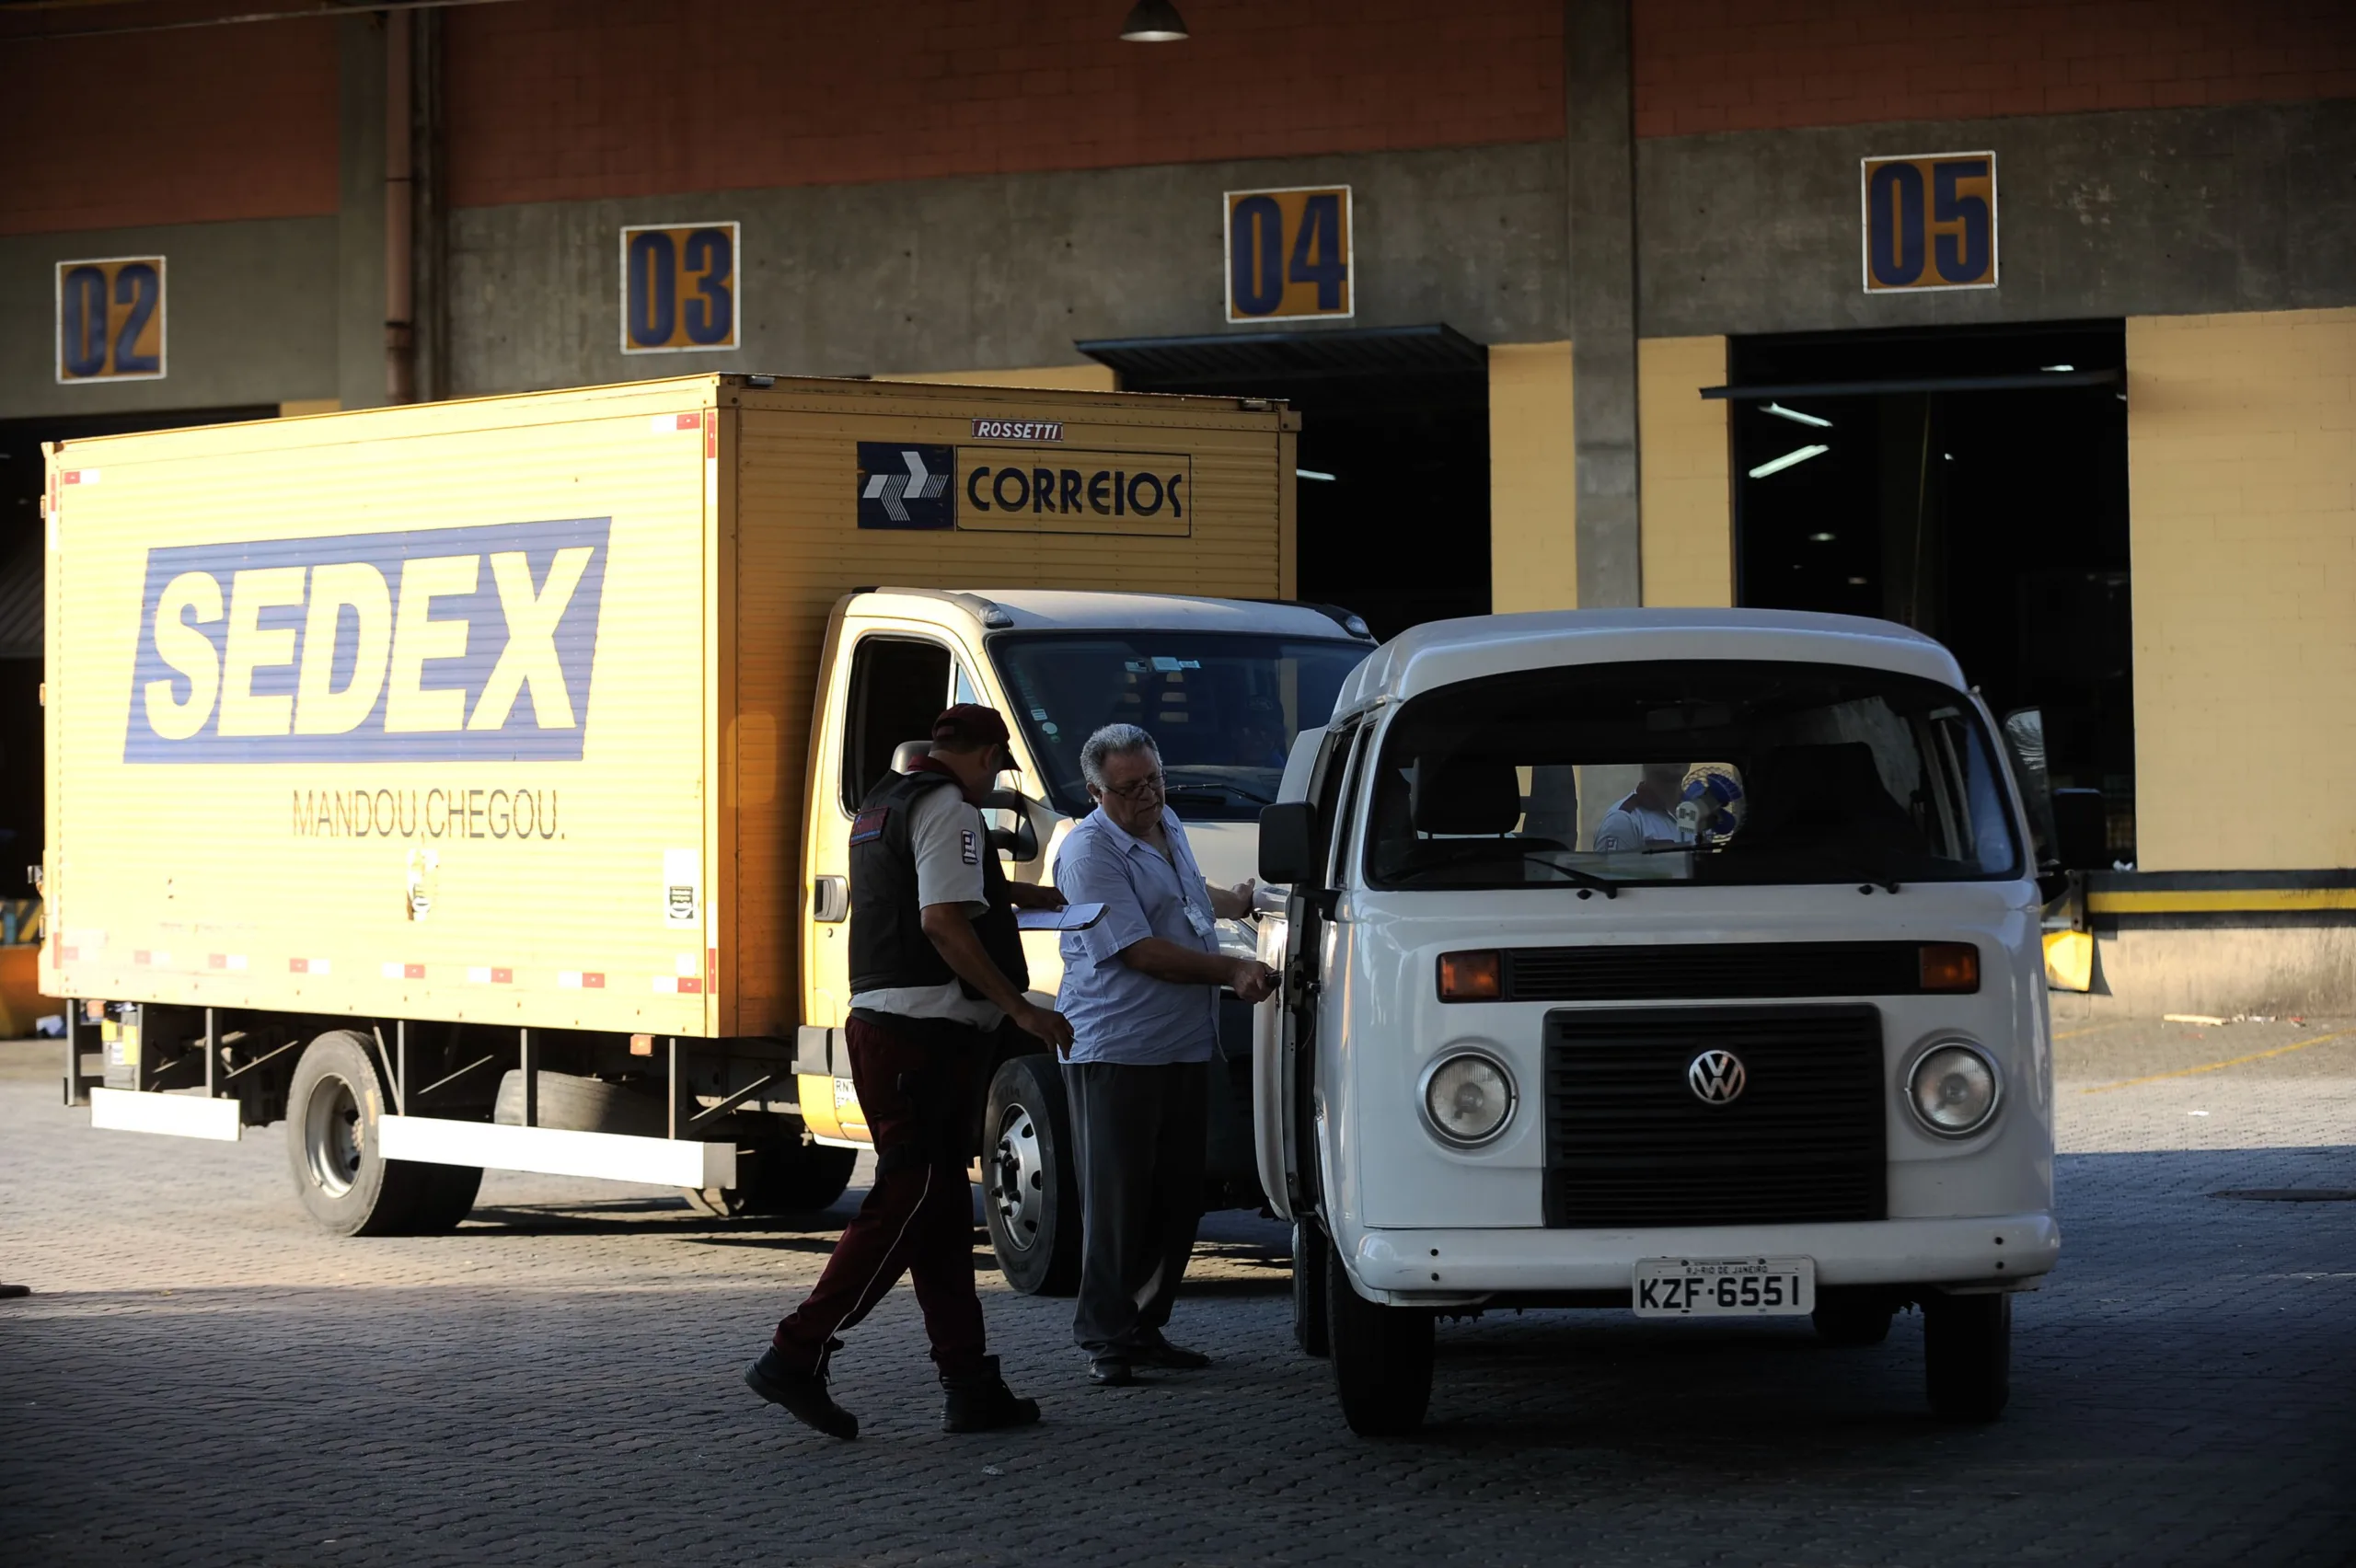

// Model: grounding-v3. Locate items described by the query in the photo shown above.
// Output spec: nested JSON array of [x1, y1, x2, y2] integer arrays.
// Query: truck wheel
[[982, 1055, 1081, 1297], [1813, 1288, 1895, 1346], [689, 1137, 859, 1217], [406, 1164, 484, 1234], [1923, 1291, 2012, 1422], [1324, 1239, 1433, 1435], [1292, 1216, 1332, 1357], [285, 1030, 445, 1237], [493, 1069, 666, 1136]]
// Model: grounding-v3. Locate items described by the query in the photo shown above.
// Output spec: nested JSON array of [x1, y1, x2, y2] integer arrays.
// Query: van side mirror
[[2051, 788, 2108, 871], [979, 788, 1039, 863], [1998, 707, 2058, 867], [1258, 801, 1318, 885]]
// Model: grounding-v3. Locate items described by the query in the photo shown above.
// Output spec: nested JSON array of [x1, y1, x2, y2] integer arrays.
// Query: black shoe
[[1131, 1333, 1211, 1371], [1088, 1355, 1135, 1387], [745, 1345, 859, 1440], [941, 1355, 1042, 1433]]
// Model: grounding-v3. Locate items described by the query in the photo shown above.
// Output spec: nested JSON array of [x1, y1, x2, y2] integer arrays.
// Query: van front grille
[[1542, 1004, 1887, 1228]]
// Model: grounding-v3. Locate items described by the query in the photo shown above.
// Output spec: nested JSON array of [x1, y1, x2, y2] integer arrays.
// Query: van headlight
[[1420, 1051, 1516, 1147], [1906, 1041, 2001, 1137]]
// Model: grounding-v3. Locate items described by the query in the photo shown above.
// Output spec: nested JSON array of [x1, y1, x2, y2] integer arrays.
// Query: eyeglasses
[[1100, 773, 1166, 801]]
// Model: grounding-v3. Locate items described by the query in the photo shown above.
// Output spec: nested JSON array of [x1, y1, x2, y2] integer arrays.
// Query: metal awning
[[1078, 323, 1486, 386], [1700, 367, 2121, 400]]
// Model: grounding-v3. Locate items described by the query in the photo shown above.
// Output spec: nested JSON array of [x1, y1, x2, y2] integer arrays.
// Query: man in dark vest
[[745, 704, 1072, 1439]]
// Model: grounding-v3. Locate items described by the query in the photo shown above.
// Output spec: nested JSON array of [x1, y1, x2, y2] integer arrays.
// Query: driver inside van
[[1592, 761, 1693, 852]]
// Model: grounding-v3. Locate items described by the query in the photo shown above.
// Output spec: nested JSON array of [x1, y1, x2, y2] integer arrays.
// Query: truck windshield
[[990, 632, 1369, 821], [1364, 659, 2022, 889]]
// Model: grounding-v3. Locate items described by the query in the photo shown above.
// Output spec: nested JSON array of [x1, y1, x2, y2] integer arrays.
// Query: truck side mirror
[[979, 788, 1040, 863], [2051, 788, 2108, 871], [1258, 801, 1318, 885], [1998, 707, 2058, 867]]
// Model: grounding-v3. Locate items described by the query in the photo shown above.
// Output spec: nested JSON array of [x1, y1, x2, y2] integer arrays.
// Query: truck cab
[[795, 587, 1372, 1290], [1254, 609, 2059, 1435]]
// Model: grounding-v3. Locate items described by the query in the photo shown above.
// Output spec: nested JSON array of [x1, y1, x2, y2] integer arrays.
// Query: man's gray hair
[[1080, 723, 1161, 789]]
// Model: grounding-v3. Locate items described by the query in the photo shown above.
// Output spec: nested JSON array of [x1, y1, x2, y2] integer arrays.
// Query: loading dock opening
[[1719, 323, 2134, 863], [1081, 326, 1491, 640]]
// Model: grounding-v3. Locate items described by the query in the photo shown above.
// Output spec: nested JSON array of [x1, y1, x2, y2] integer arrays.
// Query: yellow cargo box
[[43, 374, 1295, 1043]]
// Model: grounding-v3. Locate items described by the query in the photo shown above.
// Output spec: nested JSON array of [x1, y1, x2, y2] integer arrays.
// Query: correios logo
[[123, 518, 610, 763]]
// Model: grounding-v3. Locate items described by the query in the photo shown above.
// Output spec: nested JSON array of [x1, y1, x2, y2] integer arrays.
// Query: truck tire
[[285, 1030, 449, 1237], [406, 1164, 484, 1234], [982, 1055, 1081, 1297], [1813, 1287, 1896, 1346], [1324, 1240, 1433, 1435], [687, 1137, 858, 1217], [493, 1069, 666, 1136], [1923, 1291, 2012, 1422], [1292, 1216, 1332, 1357]]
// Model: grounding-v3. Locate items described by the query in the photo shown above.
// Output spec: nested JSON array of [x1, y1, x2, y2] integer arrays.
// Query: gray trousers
[[1064, 1058, 1209, 1355]]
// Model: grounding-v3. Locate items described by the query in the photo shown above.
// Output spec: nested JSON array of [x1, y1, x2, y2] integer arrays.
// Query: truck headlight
[[1421, 1051, 1515, 1147], [1906, 1041, 2001, 1137]]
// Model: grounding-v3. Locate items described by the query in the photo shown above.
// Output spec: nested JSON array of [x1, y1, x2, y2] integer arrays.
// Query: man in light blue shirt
[[1053, 723, 1276, 1386]]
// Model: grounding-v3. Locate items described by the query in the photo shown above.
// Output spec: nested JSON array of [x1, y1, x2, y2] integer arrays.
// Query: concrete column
[[336, 14, 387, 411], [1565, 0, 1641, 608]]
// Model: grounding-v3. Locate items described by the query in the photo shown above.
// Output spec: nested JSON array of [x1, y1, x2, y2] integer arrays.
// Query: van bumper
[[1343, 1211, 2060, 1304]]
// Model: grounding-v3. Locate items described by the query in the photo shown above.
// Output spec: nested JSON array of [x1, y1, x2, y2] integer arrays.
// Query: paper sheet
[[1017, 902, 1106, 932]]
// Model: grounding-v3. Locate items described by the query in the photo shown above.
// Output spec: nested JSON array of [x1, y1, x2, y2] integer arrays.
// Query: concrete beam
[[336, 14, 387, 412], [1565, 0, 1640, 609]]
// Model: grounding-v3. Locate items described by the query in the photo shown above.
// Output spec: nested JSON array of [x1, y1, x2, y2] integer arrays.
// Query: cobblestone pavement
[[2, 1020, 2351, 1568]]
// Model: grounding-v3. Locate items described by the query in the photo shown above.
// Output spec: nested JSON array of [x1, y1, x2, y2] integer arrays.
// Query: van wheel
[[1292, 1216, 1331, 1357], [983, 1055, 1080, 1297], [1813, 1287, 1896, 1346], [1923, 1292, 2012, 1422], [689, 1137, 859, 1217], [1324, 1239, 1432, 1435], [285, 1030, 445, 1237]]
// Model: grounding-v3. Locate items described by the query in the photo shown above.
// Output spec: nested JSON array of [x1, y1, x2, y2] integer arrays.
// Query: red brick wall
[[0, 11, 339, 236], [445, 0, 1565, 208], [1634, 0, 2356, 138]]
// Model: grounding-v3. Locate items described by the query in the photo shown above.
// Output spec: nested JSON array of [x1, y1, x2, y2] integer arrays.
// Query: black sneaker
[[1131, 1333, 1211, 1370], [942, 1355, 1043, 1432], [745, 1345, 858, 1440]]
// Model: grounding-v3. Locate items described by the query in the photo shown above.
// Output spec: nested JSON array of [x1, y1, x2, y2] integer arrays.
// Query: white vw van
[[1254, 609, 2061, 1435]]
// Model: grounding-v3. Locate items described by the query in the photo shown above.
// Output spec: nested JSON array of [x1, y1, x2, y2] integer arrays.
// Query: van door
[[1274, 716, 1364, 1213]]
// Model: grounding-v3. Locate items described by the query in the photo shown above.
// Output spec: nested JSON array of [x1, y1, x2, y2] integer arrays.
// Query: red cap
[[931, 704, 1011, 752]]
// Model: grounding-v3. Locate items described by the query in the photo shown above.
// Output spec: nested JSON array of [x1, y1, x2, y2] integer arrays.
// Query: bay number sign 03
[[1860, 153, 1997, 294]]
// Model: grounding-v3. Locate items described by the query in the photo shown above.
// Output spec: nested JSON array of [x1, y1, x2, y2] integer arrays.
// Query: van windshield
[[1364, 660, 2022, 889], [990, 631, 1369, 821]]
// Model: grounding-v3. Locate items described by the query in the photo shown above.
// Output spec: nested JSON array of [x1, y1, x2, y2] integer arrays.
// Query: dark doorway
[[1080, 327, 1490, 640], [0, 405, 278, 898], [1727, 323, 2133, 861]]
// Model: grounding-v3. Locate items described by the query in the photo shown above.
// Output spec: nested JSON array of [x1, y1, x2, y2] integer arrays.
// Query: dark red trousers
[[772, 1012, 987, 1378]]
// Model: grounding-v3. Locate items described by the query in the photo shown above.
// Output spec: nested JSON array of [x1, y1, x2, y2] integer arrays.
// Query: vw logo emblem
[[1687, 1050, 1747, 1105]]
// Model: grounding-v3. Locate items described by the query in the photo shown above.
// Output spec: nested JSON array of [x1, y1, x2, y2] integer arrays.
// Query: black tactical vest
[[847, 766, 1029, 1000]]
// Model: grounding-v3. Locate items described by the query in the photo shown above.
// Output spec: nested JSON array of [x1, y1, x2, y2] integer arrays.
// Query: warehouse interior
[[1727, 321, 2135, 860]]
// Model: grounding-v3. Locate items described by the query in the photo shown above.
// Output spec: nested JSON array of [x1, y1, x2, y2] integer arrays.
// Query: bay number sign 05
[[1860, 153, 1997, 294]]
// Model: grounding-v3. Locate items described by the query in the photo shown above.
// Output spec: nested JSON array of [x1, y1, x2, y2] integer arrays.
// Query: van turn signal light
[[1438, 951, 1502, 1001], [1918, 943, 1980, 993]]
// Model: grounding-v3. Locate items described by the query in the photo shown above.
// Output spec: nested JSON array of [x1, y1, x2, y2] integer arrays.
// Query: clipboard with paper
[[1015, 902, 1106, 933]]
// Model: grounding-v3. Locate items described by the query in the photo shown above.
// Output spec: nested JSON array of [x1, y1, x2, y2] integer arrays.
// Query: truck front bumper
[[1345, 1211, 2059, 1305]]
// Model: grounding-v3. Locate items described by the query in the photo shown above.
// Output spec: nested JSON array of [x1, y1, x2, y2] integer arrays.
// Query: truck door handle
[[813, 875, 848, 923]]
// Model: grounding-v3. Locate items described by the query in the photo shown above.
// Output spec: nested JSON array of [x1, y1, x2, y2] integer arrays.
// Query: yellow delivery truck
[[45, 374, 1372, 1285]]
